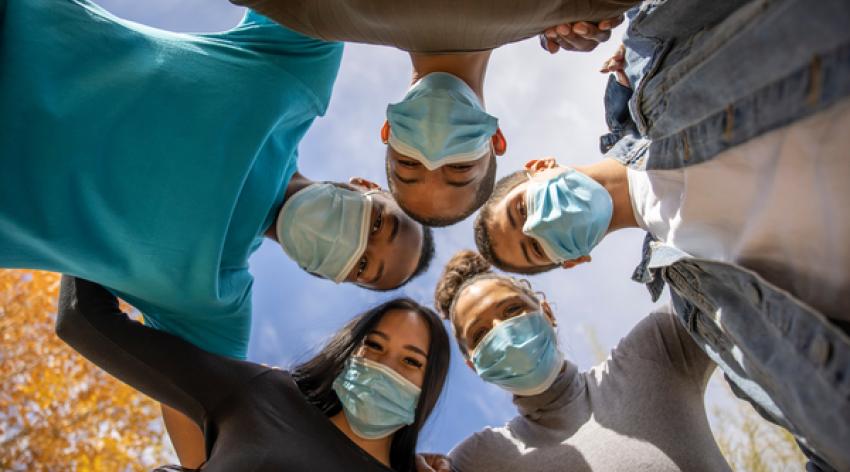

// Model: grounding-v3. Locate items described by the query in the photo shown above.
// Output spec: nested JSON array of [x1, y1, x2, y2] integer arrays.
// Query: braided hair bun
[[434, 250, 492, 319]]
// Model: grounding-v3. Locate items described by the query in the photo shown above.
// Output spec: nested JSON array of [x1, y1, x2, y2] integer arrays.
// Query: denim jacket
[[607, 0, 850, 170], [607, 0, 850, 469], [632, 237, 850, 471]]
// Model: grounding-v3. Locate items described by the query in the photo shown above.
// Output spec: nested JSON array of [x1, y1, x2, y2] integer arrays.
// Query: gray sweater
[[230, 0, 640, 53], [449, 308, 731, 472]]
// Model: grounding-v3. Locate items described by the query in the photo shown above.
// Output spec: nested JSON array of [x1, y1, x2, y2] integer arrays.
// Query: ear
[[492, 128, 507, 156], [523, 157, 559, 174], [540, 300, 557, 328], [381, 120, 390, 145], [349, 177, 381, 192], [561, 255, 592, 269]]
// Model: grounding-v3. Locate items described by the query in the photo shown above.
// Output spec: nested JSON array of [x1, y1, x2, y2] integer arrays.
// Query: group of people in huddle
[[1, 0, 848, 470]]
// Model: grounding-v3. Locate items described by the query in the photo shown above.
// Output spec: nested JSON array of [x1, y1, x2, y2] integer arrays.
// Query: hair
[[473, 171, 558, 275], [433, 250, 539, 357], [386, 151, 498, 227], [291, 298, 451, 472]]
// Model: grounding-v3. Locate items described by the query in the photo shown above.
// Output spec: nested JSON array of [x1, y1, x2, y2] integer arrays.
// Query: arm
[[614, 304, 715, 390], [162, 405, 206, 468], [55, 276, 267, 426]]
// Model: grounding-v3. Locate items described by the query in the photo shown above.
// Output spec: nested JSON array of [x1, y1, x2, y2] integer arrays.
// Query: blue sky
[[95, 0, 717, 455]]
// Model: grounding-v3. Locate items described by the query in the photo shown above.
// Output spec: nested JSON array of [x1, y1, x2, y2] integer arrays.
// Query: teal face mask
[[276, 183, 373, 283], [522, 168, 613, 263], [386, 72, 498, 170], [332, 356, 421, 439], [471, 311, 563, 396]]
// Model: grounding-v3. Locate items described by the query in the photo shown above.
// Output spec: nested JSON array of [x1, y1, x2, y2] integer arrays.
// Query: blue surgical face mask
[[332, 356, 421, 439], [386, 72, 498, 170], [276, 183, 374, 283], [522, 168, 613, 263], [471, 310, 563, 396]]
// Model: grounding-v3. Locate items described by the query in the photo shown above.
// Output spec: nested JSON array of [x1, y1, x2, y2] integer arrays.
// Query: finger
[[436, 458, 452, 472], [542, 157, 557, 168], [524, 159, 540, 170], [615, 70, 630, 87], [598, 14, 625, 31], [557, 35, 596, 52], [539, 34, 560, 53], [555, 23, 571, 37], [415, 455, 434, 472]]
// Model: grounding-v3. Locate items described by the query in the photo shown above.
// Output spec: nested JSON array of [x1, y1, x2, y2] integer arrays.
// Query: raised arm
[[55, 276, 267, 426]]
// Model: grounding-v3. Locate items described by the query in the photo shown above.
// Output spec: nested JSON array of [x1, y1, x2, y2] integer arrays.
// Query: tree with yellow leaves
[[0, 269, 172, 471]]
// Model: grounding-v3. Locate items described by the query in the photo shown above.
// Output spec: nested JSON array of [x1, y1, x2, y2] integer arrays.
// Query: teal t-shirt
[[0, 0, 343, 359]]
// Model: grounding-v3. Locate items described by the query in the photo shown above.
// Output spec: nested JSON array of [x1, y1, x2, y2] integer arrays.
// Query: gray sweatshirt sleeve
[[613, 305, 715, 390], [231, 0, 640, 53]]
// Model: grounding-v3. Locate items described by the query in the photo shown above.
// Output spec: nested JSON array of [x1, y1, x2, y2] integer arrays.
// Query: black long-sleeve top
[[55, 276, 393, 472]]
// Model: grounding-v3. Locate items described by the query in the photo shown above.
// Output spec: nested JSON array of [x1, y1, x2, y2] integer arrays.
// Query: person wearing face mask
[[473, 33, 850, 472], [226, 0, 635, 226], [534, 0, 850, 468], [0, 1, 434, 463], [55, 275, 450, 471], [424, 250, 729, 472]]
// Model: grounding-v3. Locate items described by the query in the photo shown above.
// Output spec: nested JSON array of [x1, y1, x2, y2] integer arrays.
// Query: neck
[[408, 51, 492, 104], [575, 159, 638, 234], [263, 171, 313, 241], [329, 411, 393, 467]]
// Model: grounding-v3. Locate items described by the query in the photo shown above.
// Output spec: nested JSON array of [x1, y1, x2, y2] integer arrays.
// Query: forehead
[[372, 308, 431, 352], [486, 180, 531, 269], [453, 278, 536, 329], [371, 193, 424, 287]]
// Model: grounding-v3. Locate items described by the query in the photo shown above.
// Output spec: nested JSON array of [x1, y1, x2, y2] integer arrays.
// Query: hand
[[600, 44, 630, 87], [539, 15, 624, 54], [524, 157, 560, 174], [415, 453, 452, 472]]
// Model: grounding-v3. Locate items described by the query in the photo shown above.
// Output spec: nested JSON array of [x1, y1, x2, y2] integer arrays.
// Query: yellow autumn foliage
[[0, 269, 171, 471]]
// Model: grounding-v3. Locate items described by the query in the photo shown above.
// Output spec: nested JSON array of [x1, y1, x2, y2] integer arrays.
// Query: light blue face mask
[[386, 72, 498, 171], [471, 310, 563, 396], [332, 356, 421, 439], [522, 168, 613, 263], [276, 183, 373, 283]]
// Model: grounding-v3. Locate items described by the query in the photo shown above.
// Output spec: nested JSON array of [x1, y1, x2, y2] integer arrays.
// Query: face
[[452, 278, 553, 356], [354, 308, 431, 387], [387, 146, 492, 222], [342, 181, 424, 290]]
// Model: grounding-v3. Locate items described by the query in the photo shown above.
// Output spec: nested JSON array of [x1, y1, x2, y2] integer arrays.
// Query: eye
[[398, 159, 420, 168], [364, 338, 384, 351], [516, 197, 526, 218], [505, 304, 524, 316], [357, 255, 368, 277], [403, 357, 424, 369], [531, 239, 545, 259], [448, 163, 473, 172], [470, 327, 488, 348], [371, 211, 383, 234]]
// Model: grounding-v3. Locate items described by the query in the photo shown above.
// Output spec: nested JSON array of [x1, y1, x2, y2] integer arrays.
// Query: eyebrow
[[371, 330, 429, 358], [367, 261, 385, 286], [520, 240, 533, 266], [389, 213, 399, 243], [507, 202, 516, 229]]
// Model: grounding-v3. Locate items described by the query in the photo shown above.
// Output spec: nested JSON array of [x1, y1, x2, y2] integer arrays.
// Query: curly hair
[[433, 250, 539, 357]]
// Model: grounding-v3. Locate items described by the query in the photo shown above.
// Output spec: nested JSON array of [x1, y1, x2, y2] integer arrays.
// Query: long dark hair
[[291, 297, 451, 472]]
